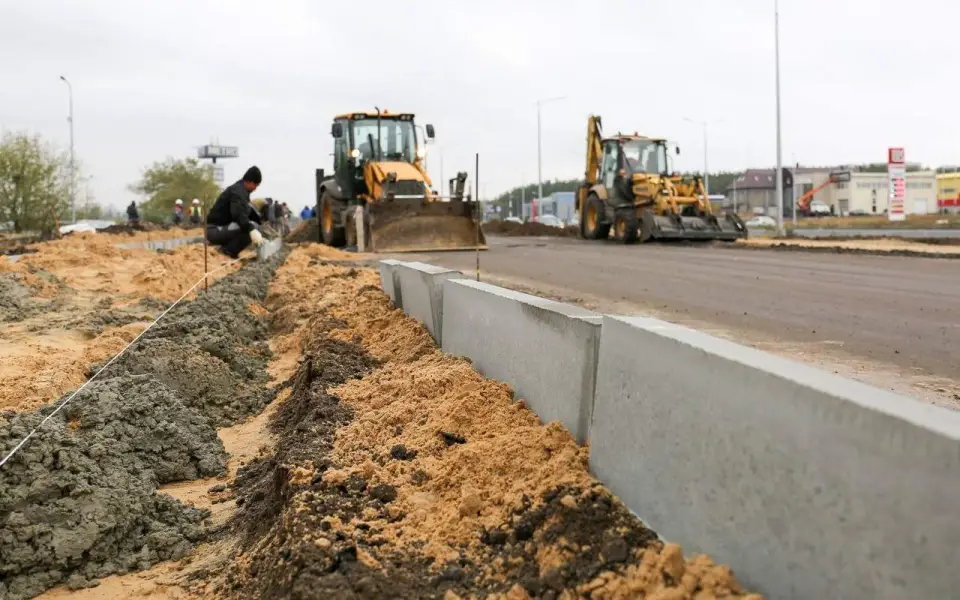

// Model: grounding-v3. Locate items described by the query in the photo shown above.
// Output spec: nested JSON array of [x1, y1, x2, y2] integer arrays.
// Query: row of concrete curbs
[[118, 236, 284, 261], [379, 259, 960, 600], [115, 236, 205, 251]]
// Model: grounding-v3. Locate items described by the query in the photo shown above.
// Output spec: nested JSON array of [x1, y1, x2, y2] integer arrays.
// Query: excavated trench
[[0, 252, 286, 600], [1, 243, 760, 600], [203, 247, 760, 600]]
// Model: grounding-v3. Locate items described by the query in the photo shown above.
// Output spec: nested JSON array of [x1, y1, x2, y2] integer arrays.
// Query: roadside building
[[522, 191, 577, 223], [824, 171, 936, 216], [936, 173, 960, 214], [723, 168, 795, 216]]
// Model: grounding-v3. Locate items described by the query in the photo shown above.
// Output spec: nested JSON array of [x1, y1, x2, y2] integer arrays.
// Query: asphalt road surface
[[404, 236, 960, 402]]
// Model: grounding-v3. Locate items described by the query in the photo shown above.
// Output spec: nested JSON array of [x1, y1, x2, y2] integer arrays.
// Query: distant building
[[724, 168, 797, 216], [824, 171, 936, 216], [937, 173, 960, 214], [724, 166, 936, 217], [522, 191, 577, 223]]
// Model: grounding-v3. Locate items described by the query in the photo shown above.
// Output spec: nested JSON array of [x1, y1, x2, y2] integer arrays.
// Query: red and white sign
[[888, 147, 906, 221]]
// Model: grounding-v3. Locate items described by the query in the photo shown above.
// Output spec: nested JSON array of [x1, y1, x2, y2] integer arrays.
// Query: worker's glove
[[249, 229, 264, 248]]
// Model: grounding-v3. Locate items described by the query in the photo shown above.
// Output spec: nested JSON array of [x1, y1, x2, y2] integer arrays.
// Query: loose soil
[[285, 218, 319, 243], [0, 233, 242, 412], [738, 236, 960, 258], [0, 252, 285, 600], [484, 220, 578, 238], [205, 247, 759, 599]]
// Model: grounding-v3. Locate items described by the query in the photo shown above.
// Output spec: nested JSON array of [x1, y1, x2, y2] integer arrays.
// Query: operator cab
[[329, 112, 435, 199]]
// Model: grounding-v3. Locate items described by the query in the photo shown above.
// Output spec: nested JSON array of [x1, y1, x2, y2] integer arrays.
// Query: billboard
[[888, 147, 906, 222], [198, 145, 239, 159]]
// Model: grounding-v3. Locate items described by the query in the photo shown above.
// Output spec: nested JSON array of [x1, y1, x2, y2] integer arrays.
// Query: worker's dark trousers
[[206, 223, 251, 258]]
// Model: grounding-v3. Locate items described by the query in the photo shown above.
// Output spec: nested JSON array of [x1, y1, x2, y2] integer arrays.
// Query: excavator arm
[[796, 177, 836, 212], [578, 116, 604, 217]]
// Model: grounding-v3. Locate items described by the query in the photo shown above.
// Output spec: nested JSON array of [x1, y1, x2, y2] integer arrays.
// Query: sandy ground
[[403, 236, 960, 410], [738, 236, 960, 256], [0, 233, 241, 412]]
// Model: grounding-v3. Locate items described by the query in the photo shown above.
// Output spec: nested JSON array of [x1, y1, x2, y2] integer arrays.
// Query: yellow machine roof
[[334, 111, 415, 120], [605, 134, 666, 143]]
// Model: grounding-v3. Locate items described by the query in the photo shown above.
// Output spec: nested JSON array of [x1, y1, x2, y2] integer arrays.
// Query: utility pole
[[774, 0, 785, 235], [733, 176, 738, 215], [59, 76, 75, 224], [683, 117, 717, 195], [536, 96, 566, 206], [521, 179, 526, 220]]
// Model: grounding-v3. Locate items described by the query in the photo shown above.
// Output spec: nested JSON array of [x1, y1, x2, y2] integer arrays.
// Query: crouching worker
[[206, 166, 265, 259]]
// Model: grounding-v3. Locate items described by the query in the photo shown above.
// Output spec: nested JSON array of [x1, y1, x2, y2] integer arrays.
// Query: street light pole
[[774, 0, 785, 235], [733, 176, 738, 215], [536, 96, 566, 206], [59, 75, 75, 224], [683, 117, 713, 194]]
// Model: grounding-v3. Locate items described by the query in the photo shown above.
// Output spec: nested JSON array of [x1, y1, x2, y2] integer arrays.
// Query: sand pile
[[217, 248, 759, 599], [484, 220, 578, 238], [0, 252, 286, 600], [0, 234, 242, 413], [738, 237, 960, 258]]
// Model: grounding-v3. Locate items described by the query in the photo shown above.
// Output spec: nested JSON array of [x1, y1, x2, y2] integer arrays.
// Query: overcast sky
[[2, 0, 958, 209]]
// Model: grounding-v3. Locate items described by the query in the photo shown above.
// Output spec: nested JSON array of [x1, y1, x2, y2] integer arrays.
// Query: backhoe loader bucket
[[646, 210, 746, 242], [366, 198, 488, 253]]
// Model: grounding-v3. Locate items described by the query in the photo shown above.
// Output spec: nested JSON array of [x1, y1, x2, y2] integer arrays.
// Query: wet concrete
[[0, 252, 287, 599]]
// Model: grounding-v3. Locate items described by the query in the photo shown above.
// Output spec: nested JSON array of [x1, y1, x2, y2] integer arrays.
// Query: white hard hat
[[175, 199, 183, 205], [192, 198, 200, 205]]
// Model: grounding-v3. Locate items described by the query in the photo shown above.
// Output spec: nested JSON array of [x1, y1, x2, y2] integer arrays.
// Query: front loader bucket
[[367, 199, 488, 253], [648, 211, 746, 242]]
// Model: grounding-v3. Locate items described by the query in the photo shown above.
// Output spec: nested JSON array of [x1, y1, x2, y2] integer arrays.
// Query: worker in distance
[[206, 166, 266, 258]]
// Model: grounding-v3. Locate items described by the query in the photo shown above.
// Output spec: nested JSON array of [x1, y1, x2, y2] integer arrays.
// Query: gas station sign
[[888, 147, 905, 221]]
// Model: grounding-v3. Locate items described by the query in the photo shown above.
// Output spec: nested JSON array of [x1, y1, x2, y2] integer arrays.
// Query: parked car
[[745, 215, 777, 229], [848, 209, 869, 217], [504, 216, 523, 224], [533, 214, 565, 228]]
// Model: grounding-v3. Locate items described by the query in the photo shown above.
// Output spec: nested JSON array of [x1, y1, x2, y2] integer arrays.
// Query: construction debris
[[484, 219, 578, 237]]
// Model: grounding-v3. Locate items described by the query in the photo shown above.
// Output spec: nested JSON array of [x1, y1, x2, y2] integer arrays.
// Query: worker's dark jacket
[[208, 180, 261, 232]]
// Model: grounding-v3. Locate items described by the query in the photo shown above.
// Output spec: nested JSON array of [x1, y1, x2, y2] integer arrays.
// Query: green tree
[[0, 132, 71, 234], [129, 157, 220, 222]]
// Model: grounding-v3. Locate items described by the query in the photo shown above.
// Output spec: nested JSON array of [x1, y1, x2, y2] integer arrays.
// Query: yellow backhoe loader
[[315, 109, 486, 253], [577, 115, 746, 243]]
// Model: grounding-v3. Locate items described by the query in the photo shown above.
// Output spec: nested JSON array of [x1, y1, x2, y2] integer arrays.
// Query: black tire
[[613, 210, 640, 244], [582, 194, 611, 240], [320, 192, 346, 247]]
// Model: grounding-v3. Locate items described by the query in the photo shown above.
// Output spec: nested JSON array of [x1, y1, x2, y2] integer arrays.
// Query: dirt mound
[[0, 252, 287, 599], [286, 217, 319, 243], [102, 337, 273, 428], [99, 222, 168, 235], [483, 220, 577, 238]]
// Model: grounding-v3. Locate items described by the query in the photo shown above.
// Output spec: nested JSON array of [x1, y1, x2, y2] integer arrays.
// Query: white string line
[[0, 257, 243, 469]]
